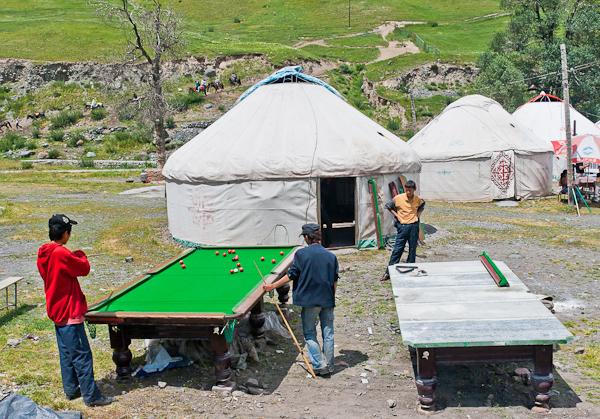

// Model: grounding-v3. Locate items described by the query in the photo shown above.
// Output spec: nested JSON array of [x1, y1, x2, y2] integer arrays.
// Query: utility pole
[[410, 90, 418, 134], [560, 44, 573, 206], [348, 1, 351, 29]]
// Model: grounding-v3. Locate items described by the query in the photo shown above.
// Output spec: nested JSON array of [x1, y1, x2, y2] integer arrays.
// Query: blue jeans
[[55, 323, 103, 403], [301, 307, 334, 371], [387, 221, 420, 273]]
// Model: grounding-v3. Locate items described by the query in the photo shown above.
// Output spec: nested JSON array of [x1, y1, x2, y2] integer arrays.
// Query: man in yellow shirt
[[380, 180, 425, 281]]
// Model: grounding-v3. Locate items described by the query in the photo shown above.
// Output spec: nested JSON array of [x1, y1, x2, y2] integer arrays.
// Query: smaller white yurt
[[162, 67, 421, 249], [408, 95, 553, 202], [513, 92, 600, 179]]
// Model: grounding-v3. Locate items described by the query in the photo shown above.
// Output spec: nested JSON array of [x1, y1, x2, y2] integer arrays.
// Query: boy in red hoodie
[[37, 214, 116, 407]]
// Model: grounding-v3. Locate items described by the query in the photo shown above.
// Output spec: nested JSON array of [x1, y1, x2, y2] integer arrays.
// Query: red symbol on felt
[[188, 195, 215, 230], [491, 151, 514, 193]]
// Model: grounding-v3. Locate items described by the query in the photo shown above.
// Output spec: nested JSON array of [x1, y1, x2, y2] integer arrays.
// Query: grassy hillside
[[0, 0, 504, 63]]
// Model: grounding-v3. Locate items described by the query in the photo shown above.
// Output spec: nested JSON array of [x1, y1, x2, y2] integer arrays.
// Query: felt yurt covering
[[407, 95, 553, 202], [162, 67, 421, 248], [512, 92, 600, 179]]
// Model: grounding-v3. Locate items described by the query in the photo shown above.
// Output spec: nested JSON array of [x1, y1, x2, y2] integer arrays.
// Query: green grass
[[300, 44, 379, 62], [364, 53, 437, 81], [325, 33, 387, 47]]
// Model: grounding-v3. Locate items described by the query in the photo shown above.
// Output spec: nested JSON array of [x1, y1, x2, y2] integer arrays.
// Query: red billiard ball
[[239, 267, 244, 272], [228, 249, 232, 253], [179, 260, 184, 264], [230, 269, 234, 274], [280, 251, 284, 255], [181, 264, 186, 269], [232, 249, 236, 254], [237, 262, 241, 267], [223, 252, 227, 257], [215, 251, 220, 256], [234, 255, 239, 261], [271, 259, 276, 264], [260, 257, 265, 261]]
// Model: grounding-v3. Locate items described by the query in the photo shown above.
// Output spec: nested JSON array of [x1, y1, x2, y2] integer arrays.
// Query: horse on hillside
[[0, 120, 12, 132], [229, 75, 242, 86], [26, 112, 46, 120], [189, 85, 208, 95], [208, 81, 224, 92]]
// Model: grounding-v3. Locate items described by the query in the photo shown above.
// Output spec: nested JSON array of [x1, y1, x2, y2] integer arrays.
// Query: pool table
[[85, 245, 299, 389]]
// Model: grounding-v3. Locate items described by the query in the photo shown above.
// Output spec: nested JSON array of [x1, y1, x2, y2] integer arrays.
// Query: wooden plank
[[0, 277, 23, 290]]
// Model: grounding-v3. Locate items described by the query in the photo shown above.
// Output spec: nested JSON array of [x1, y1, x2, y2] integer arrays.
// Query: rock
[[6, 339, 19, 347], [223, 396, 232, 403], [204, 103, 213, 109], [7, 150, 13, 156], [247, 386, 263, 395], [485, 393, 494, 407], [574, 347, 585, 355], [387, 399, 397, 408], [86, 152, 96, 158], [125, 257, 134, 263], [232, 390, 245, 397], [76, 140, 84, 146], [37, 151, 49, 159], [157, 381, 167, 389], [125, 178, 134, 183], [204, 68, 217, 78], [41, 142, 49, 147], [564, 238, 581, 244], [245, 378, 259, 387], [508, 253, 524, 259], [17, 150, 35, 158]]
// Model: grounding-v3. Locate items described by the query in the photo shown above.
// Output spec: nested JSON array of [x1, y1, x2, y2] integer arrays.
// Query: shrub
[[233, 17, 241, 23], [168, 92, 204, 111], [402, 129, 415, 139], [50, 130, 64, 141], [31, 127, 41, 138], [14, 136, 26, 149], [208, 27, 214, 32], [427, 20, 438, 27], [165, 116, 176, 129], [430, 63, 439, 72], [218, 105, 225, 111], [78, 156, 95, 168], [105, 142, 118, 154], [31, 119, 42, 129], [438, 83, 448, 90], [0, 132, 26, 151], [91, 108, 108, 121], [355, 64, 366, 72], [68, 131, 85, 147], [25, 140, 38, 150], [338, 64, 352, 74], [20, 161, 33, 170], [47, 149, 62, 159], [386, 119, 400, 131], [50, 110, 84, 129]]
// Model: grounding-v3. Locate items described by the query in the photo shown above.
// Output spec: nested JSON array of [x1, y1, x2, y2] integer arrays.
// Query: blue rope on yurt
[[235, 66, 345, 105]]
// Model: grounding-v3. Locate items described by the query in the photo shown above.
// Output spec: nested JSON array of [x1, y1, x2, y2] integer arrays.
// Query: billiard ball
[[232, 249, 236, 254], [240, 267, 244, 272], [179, 260, 184, 264], [260, 257, 265, 261], [272, 259, 276, 264], [228, 249, 232, 253], [223, 252, 227, 257], [215, 251, 220, 256], [237, 262, 241, 267], [181, 264, 186, 269], [280, 251, 284, 255], [234, 255, 239, 261], [230, 269, 234, 274], [234, 268, 239, 273]]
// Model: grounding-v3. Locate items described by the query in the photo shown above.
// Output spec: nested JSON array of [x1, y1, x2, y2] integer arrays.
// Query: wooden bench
[[0, 277, 24, 311]]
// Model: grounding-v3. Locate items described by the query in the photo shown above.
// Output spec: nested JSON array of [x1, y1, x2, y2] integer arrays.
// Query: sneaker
[[379, 273, 390, 282], [86, 396, 117, 407], [313, 367, 331, 377], [66, 389, 81, 400]]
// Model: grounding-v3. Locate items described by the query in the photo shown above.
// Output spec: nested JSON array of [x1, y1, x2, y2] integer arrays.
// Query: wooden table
[[390, 261, 573, 413], [0, 277, 24, 311]]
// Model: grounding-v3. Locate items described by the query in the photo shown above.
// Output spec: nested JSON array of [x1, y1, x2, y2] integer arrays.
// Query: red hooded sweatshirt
[[37, 242, 90, 325]]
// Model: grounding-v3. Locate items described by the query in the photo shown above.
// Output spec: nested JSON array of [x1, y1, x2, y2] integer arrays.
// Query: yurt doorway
[[319, 178, 356, 248]]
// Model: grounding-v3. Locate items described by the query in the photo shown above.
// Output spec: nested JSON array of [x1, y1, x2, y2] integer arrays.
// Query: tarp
[[408, 95, 552, 202], [0, 394, 82, 419]]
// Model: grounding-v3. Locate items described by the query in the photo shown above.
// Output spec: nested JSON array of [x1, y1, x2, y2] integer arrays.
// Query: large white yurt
[[408, 94, 553, 202], [512, 92, 600, 179], [162, 67, 421, 249]]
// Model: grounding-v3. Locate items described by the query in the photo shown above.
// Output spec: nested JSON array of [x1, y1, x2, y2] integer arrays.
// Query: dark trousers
[[387, 221, 420, 273], [55, 323, 103, 403]]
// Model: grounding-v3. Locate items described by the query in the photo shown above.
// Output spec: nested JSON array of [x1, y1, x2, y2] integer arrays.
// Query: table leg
[[531, 345, 554, 412], [108, 325, 132, 377], [210, 333, 235, 392], [276, 283, 290, 317], [250, 298, 266, 348], [416, 348, 437, 414], [14, 283, 17, 310]]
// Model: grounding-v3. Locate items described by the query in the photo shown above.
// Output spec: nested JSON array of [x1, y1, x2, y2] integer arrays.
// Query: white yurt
[[162, 67, 421, 249], [407, 94, 553, 202], [512, 92, 600, 179]]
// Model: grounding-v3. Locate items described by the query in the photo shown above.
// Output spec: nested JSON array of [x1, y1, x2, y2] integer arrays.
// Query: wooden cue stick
[[572, 188, 581, 217], [253, 261, 317, 379]]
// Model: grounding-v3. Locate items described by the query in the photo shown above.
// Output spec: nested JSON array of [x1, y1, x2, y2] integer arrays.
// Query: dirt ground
[[1, 176, 599, 419]]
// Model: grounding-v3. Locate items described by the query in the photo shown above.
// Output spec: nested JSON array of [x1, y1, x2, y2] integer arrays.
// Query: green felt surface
[[91, 246, 297, 314]]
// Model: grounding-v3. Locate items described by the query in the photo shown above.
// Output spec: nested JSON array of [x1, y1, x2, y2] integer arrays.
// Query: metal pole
[[560, 44, 573, 206], [348, 0, 351, 29], [410, 91, 418, 134]]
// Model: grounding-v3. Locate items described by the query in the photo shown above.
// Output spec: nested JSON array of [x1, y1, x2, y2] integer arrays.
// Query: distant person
[[575, 162, 589, 176], [133, 92, 138, 100], [37, 215, 117, 407], [264, 223, 339, 376], [232, 73, 238, 83], [90, 97, 97, 109], [594, 173, 600, 203], [380, 180, 425, 281], [559, 170, 568, 194], [195, 81, 200, 91], [201, 79, 208, 88]]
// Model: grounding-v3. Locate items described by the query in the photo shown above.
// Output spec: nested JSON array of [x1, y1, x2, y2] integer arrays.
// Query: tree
[[476, 0, 600, 116], [88, 0, 187, 168]]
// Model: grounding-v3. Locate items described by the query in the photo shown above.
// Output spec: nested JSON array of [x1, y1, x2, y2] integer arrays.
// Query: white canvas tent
[[512, 92, 600, 179], [162, 67, 421, 249], [407, 95, 553, 202]]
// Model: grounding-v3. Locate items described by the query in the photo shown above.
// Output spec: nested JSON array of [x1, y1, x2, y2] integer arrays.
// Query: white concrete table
[[0, 276, 24, 311], [390, 261, 573, 413]]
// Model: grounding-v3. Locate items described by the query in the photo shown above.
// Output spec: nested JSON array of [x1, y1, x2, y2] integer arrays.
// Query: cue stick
[[253, 261, 317, 379]]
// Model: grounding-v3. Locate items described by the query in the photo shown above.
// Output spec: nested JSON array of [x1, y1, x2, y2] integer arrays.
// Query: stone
[[495, 200, 518, 207], [223, 396, 232, 402], [86, 152, 96, 158], [212, 381, 236, 393], [232, 390, 244, 397], [245, 378, 259, 388], [387, 399, 397, 408], [204, 68, 217, 78], [574, 347, 585, 355], [125, 257, 134, 263], [564, 238, 581, 244], [42, 143, 49, 147], [76, 140, 84, 146], [157, 381, 167, 388], [508, 254, 524, 259], [247, 386, 263, 395], [37, 151, 49, 159], [17, 150, 35, 158], [6, 339, 19, 347], [204, 103, 213, 109]]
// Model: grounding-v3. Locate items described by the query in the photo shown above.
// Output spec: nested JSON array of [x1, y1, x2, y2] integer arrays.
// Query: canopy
[[556, 134, 600, 164]]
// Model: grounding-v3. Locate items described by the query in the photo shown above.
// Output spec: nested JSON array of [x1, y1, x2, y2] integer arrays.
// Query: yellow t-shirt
[[392, 193, 423, 224]]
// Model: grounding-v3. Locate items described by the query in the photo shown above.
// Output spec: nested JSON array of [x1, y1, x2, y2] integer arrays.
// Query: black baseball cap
[[300, 223, 320, 236], [49, 214, 78, 229]]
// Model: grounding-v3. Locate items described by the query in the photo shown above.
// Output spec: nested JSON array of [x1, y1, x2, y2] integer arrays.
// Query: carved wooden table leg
[[531, 345, 554, 412], [276, 283, 290, 317], [416, 347, 437, 414], [249, 298, 266, 349], [109, 325, 132, 377], [210, 332, 235, 392]]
